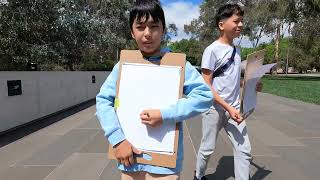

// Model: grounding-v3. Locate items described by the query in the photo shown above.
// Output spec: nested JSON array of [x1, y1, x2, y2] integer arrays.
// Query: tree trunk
[[285, 23, 291, 75], [274, 20, 281, 75]]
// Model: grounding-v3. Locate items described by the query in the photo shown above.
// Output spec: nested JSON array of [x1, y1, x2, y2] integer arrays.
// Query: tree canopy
[[0, 0, 319, 72]]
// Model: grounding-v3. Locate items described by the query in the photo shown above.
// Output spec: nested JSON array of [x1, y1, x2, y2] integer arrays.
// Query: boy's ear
[[131, 31, 136, 39], [218, 21, 224, 31]]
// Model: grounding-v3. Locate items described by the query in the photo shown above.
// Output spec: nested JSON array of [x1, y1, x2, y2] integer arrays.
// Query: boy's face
[[131, 15, 164, 56], [219, 14, 243, 39]]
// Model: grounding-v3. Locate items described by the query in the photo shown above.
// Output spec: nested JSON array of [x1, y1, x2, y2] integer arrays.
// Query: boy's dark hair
[[130, 0, 166, 32], [215, 4, 244, 29]]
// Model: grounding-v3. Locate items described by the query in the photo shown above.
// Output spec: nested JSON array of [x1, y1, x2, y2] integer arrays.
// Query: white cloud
[[0, 0, 8, 5], [162, 1, 200, 42]]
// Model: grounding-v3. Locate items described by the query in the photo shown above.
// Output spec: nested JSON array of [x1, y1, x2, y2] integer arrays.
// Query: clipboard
[[108, 50, 186, 168], [240, 49, 265, 119]]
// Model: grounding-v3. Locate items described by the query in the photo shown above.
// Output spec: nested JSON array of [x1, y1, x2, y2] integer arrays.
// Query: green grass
[[261, 75, 320, 105]]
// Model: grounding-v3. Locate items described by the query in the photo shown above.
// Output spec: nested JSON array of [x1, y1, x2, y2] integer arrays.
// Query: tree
[[169, 39, 203, 65], [0, 0, 134, 71], [0, 0, 60, 70], [289, 0, 320, 72], [184, 0, 225, 44], [242, 0, 273, 48], [163, 23, 178, 46], [53, 0, 133, 70]]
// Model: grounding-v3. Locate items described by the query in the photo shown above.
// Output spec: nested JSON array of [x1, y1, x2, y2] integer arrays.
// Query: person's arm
[[140, 62, 213, 126], [202, 68, 243, 123], [96, 63, 140, 167], [96, 63, 125, 146]]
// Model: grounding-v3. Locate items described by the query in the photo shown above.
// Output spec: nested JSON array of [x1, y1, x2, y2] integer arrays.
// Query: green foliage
[[0, 0, 133, 71], [184, 0, 234, 43], [288, 1, 320, 72], [240, 47, 255, 61], [242, 38, 295, 68], [81, 59, 115, 71], [169, 39, 204, 65], [1, 0, 319, 72]]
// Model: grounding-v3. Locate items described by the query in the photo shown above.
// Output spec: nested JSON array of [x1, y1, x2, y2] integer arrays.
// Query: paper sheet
[[116, 63, 181, 154], [241, 49, 277, 119], [242, 63, 277, 118]]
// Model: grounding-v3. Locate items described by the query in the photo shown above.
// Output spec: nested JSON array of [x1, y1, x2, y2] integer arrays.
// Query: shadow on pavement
[[204, 156, 272, 180]]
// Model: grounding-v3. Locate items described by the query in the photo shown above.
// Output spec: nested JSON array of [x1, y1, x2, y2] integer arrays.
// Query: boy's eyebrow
[[135, 19, 158, 25], [135, 21, 144, 25], [135, 19, 148, 24]]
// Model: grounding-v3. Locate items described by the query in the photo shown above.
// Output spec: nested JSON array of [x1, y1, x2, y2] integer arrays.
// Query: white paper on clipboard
[[116, 63, 181, 154]]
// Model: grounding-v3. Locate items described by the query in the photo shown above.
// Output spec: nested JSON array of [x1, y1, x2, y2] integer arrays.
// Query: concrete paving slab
[[247, 120, 304, 147], [0, 165, 55, 180], [255, 94, 320, 129], [44, 153, 109, 180], [271, 146, 320, 180], [99, 159, 121, 180], [299, 138, 320, 157], [257, 93, 320, 111], [20, 129, 98, 166], [249, 156, 310, 180], [249, 135, 278, 157], [78, 130, 109, 154], [180, 136, 197, 179], [77, 116, 101, 129], [251, 114, 320, 138], [257, 99, 301, 113], [0, 133, 59, 173], [185, 115, 204, 151], [39, 106, 96, 136]]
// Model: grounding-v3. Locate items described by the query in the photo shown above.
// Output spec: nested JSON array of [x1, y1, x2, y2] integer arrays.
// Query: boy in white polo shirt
[[194, 4, 262, 180]]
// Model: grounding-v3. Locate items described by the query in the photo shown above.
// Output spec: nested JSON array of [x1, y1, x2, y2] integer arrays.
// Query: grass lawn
[[261, 75, 320, 105]]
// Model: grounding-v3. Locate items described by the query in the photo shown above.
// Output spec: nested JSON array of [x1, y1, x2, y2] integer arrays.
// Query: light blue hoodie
[[96, 52, 213, 175]]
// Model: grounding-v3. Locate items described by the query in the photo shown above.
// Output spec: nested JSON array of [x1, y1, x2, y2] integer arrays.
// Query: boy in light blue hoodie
[[96, 1, 213, 179]]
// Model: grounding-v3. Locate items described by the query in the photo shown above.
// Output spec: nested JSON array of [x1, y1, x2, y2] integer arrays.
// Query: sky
[[160, 0, 202, 42], [160, 0, 280, 48]]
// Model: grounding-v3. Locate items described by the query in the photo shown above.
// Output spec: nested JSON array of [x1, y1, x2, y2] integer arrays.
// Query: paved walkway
[[278, 73, 320, 77], [0, 93, 320, 180]]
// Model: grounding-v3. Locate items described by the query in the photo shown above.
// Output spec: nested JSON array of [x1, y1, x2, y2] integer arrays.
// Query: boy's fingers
[[128, 155, 134, 166], [120, 159, 124, 166], [236, 115, 244, 125], [140, 110, 150, 116], [142, 119, 151, 124], [142, 121, 157, 127], [140, 111, 150, 120], [132, 146, 142, 154], [140, 114, 150, 120], [124, 158, 130, 167]]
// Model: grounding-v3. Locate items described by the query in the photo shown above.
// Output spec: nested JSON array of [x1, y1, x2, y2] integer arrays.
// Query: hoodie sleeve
[[160, 61, 213, 123], [96, 63, 125, 147]]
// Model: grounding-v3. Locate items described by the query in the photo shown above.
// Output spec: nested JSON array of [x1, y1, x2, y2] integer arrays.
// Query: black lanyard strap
[[212, 47, 236, 77]]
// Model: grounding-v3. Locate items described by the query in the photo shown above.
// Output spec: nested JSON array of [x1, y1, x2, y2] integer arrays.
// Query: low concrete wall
[[0, 71, 109, 133]]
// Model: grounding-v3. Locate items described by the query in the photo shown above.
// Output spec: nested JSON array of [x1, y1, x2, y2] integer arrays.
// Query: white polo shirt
[[201, 40, 241, 110]]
